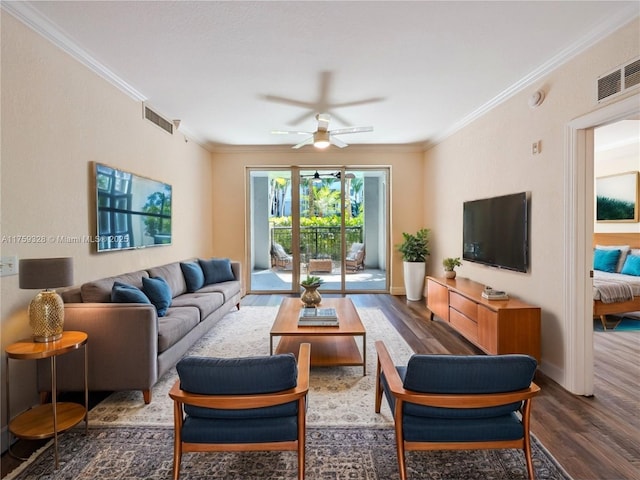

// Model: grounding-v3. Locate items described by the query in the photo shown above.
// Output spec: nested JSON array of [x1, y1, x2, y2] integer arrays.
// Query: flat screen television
[[462, 192, 529, 273], [95, 163, 172, 252]]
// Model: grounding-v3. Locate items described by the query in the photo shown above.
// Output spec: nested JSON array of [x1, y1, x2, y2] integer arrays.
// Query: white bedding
[[593, 271, 640, 302]]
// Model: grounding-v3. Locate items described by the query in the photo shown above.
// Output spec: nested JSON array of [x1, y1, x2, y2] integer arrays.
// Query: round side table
[[5, 330, 88, 469]]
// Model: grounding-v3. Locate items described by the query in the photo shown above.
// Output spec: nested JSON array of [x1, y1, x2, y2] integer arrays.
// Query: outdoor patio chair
[[271, 242, 293, 270], [169, 343, 311, 480], [345, 242, 365, 272], [375, 341, 540, 480]]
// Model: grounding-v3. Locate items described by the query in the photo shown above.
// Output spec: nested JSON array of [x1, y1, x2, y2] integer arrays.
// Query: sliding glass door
[[247, 167, 389, 294]]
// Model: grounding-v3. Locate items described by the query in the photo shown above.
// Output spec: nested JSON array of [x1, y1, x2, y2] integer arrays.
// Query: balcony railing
[[271, 226, 363, 260]]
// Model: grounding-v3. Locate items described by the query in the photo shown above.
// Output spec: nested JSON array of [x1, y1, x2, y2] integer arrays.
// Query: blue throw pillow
[[142, 276, 172, 317], [621, 254, 640, 276], [180, 261, 205, 292], [111, 281, 151, 304], [198, 258, 235, 285], [593, 248, 621, 273]]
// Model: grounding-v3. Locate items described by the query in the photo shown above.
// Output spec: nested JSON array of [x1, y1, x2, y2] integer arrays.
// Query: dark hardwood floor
[[3, 293, 638, 480]]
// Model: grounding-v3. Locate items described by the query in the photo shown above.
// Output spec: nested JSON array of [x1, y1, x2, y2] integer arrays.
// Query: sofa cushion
[[111, 281, 151, 304], [170, 292, 225, 319], [195, 281, 239, 304], [157, 306, 200, 353], [147, 262, 188, 298], [180, 261, 205, 292], [142, 277, 172, 317], [81, 270, 149, 303], [199, 258, 235, 285]]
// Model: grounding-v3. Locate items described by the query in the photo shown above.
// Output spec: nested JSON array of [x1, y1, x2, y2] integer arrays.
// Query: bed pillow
[[142, 276, 172, 317], [620, 255, 640, 276], [595, 244, 630, 272], [593, 248, 621, 273]]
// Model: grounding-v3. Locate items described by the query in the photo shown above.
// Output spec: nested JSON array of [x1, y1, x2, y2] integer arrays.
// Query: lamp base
[[29, 290, 64, 343]]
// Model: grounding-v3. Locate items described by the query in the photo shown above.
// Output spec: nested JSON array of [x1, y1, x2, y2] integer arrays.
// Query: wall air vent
[[624, 58, 640, 89], [597, 56, 640, 103], [143, 104, 173, 134]]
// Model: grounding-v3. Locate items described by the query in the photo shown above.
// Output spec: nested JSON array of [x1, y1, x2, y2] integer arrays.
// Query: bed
[[592, 233, 640, 329]]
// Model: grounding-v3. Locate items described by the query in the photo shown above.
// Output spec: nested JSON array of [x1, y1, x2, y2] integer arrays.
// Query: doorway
[[247, 166, 390, 294], [565, 94, 639, 395]]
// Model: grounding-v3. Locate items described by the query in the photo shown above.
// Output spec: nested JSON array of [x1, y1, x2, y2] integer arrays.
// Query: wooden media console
[[426, 276, 541, 362]]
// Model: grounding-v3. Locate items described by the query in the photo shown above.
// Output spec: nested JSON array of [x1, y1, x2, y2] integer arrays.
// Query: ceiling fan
[[272, 113, 373, 149], [301, 170, 356, 182]]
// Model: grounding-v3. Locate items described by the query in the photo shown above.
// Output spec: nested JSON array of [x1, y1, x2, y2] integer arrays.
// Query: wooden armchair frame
[[374, 341, 540, 480], [169, 343, 311, 480]]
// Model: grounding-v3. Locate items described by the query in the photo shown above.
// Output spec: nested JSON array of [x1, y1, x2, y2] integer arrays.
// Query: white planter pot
[[403, 261, 426, 301]]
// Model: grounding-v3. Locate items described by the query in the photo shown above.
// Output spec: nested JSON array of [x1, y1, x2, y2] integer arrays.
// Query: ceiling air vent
[[597, 56, 640, 103], [144, 104, 173, 134]]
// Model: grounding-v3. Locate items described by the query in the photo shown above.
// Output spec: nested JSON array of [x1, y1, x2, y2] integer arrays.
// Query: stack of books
[[298, 307, 339, 326], [481, 288, 509, 300]]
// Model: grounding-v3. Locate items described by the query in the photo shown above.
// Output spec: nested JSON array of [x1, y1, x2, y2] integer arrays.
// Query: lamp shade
[[19, 257, 74, 290]]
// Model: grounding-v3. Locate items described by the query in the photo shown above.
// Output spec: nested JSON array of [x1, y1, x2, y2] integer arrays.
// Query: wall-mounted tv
[[462, 192, 529, 273], [95, 163, 172, 252]]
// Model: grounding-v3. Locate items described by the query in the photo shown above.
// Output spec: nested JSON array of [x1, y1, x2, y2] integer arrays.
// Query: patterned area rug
[[5, 426, 572, 480], [89, 306, 414, 427]]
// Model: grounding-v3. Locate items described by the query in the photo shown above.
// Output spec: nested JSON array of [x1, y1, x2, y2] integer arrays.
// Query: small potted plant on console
[[442, 257, 462, 279]]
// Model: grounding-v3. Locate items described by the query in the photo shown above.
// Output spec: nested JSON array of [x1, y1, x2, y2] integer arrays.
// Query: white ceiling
[[4, 1, 640, 151]]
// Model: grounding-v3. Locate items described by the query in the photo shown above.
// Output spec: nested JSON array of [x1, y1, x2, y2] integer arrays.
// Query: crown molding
[[2, 1, 147, 101]]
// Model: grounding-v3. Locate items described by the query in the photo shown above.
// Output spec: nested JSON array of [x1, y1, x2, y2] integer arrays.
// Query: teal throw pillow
[[593, 248, 621, 273], [111, 281, 151, 304], [142, 276, 172, 317], [198, 258, 235, 285], [180, 261, 205, 292], [621, 254, 640, 276]]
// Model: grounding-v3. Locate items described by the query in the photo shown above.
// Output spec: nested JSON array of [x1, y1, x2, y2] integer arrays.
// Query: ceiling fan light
[[314, 131, 330, 149]]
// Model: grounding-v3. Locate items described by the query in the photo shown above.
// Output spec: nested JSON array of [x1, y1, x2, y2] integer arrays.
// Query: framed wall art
[[596, 171, 639, 222]]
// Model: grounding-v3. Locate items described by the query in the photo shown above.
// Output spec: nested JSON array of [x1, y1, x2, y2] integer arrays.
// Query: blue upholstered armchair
[[169, 343, 310, 480], [375, 341, 540, 480]]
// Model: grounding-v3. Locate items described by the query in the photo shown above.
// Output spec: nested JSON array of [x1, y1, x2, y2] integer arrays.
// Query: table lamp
[[19, 257, 74, 342]]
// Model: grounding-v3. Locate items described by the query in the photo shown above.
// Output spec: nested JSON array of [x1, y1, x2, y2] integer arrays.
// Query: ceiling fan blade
[[288, 110, 316, 126], [271, 130, 312, 135], [292, 137, 314, 149], [261, 95, 315, 109], [330, 136, 349, 148], [330, 126, 374, 136]]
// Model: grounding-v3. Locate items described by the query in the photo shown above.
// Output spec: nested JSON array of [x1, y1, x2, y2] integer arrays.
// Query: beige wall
[[424, 18, 640, 379], [210, 145, 424, 292], [1, 14, 214, 430]]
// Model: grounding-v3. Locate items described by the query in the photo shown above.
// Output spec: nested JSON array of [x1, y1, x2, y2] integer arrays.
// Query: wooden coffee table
[[270, 297, 367, 375]]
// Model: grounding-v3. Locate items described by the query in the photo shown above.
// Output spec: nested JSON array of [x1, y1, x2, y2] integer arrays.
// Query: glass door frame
[[246, 166, 390, 294]]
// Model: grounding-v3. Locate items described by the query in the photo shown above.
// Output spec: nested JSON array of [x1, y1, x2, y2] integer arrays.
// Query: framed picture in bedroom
[[596, 171, 639, 222]]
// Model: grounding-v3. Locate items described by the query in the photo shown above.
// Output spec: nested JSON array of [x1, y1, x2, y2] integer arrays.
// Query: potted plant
[[396, 228, 431, 301], [442, 257, 462, 279], [300, 275, 324, 308]]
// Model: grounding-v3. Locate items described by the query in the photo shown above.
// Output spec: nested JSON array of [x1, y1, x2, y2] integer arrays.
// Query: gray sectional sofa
[[37, 259, 242, 404]]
